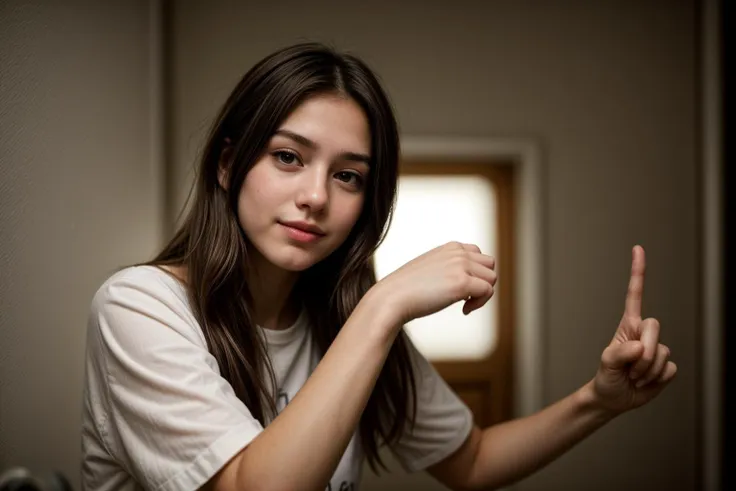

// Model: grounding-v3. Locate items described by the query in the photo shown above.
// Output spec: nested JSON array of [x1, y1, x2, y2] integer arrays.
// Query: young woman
[[81, 43, 677, 491]]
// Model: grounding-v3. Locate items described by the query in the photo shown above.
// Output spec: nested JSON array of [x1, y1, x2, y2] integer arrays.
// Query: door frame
[[701, 0, 723, 488], [400, 136, 544, 418]]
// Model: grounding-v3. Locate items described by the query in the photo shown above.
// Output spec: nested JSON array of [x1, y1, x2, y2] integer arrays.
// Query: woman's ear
[[218, 138, 234, 190]]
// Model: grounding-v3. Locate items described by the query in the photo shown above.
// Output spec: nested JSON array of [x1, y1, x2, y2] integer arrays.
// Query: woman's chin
[[280, 262, 314, 273], [254, 240, 337, 273], [268, 252, 322, 273]]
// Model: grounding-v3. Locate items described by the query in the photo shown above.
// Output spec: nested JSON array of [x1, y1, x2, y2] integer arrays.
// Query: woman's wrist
[[358, 283, 405, 340], [577, 380, 621, 423]]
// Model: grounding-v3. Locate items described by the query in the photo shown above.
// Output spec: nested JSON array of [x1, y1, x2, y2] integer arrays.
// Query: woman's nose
[[295, 174, 329, 213]]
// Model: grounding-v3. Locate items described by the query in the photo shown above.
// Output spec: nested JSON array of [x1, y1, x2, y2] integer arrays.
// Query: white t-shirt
[[81, 266, 473, 491]]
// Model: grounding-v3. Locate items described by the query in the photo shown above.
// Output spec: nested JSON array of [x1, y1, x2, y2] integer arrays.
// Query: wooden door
[[376, 161, 515, 428]]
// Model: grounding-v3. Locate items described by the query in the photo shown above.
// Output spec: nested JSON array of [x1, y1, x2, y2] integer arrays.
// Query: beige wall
[[0, 1, 161, 488], [170, 1, 698, 490]]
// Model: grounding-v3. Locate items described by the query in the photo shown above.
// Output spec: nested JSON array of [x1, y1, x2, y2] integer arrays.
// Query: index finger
[[624, 245, 646, 319]]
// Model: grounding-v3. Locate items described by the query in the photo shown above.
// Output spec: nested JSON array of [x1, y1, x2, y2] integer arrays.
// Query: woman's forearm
[[467, 381, 615, 490], [231, 287, 400, 491]]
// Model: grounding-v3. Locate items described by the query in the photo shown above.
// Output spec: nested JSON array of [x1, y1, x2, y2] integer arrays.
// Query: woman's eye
[[273, 151, 299, 165], [335, 171, 364, 188]]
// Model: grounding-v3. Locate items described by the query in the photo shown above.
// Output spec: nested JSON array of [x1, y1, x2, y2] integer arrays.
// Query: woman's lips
[[279, 222, 324, 243]]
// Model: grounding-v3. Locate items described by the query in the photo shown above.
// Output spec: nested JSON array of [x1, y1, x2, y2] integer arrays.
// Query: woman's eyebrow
[[274, 129, 316, 149], [274, 129, 371, 165]]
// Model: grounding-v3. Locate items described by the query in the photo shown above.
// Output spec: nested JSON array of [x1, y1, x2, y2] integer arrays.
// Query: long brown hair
[[149, 43, 416, 471]]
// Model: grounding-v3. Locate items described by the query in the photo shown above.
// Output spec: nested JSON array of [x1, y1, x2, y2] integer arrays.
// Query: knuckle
[[450, 255, 470, 271], [449, 271, 469, 292], [601, 346, 614, 365]]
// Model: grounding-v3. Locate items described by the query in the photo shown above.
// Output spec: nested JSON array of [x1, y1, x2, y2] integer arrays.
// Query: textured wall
[[0, 1, 162, 488]]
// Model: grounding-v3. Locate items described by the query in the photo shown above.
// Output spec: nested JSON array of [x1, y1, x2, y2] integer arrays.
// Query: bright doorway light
[[374, 175, 498, 361]]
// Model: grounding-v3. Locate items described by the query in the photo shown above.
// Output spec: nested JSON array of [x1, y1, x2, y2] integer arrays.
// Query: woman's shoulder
[[87, 265, 207, 347], [90, 265, 189, 315]]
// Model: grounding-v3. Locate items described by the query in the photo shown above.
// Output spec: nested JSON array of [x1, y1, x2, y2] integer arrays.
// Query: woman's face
[[231, 93, 371, 272]]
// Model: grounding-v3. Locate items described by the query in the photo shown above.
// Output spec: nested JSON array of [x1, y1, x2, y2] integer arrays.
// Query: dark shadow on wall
[[723, 0, 733, 488]]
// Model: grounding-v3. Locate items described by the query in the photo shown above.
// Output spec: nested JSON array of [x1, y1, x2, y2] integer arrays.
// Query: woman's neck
[[245, 254, 300, 331], [247, 269, 299, 331]]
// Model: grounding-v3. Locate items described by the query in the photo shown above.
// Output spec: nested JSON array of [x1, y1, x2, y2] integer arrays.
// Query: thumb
[[601, 341, 644, 370]]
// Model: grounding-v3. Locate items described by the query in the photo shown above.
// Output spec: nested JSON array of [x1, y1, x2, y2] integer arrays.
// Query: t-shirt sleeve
[[84, 269, 264, 491], [389, 337, 475, 473]]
